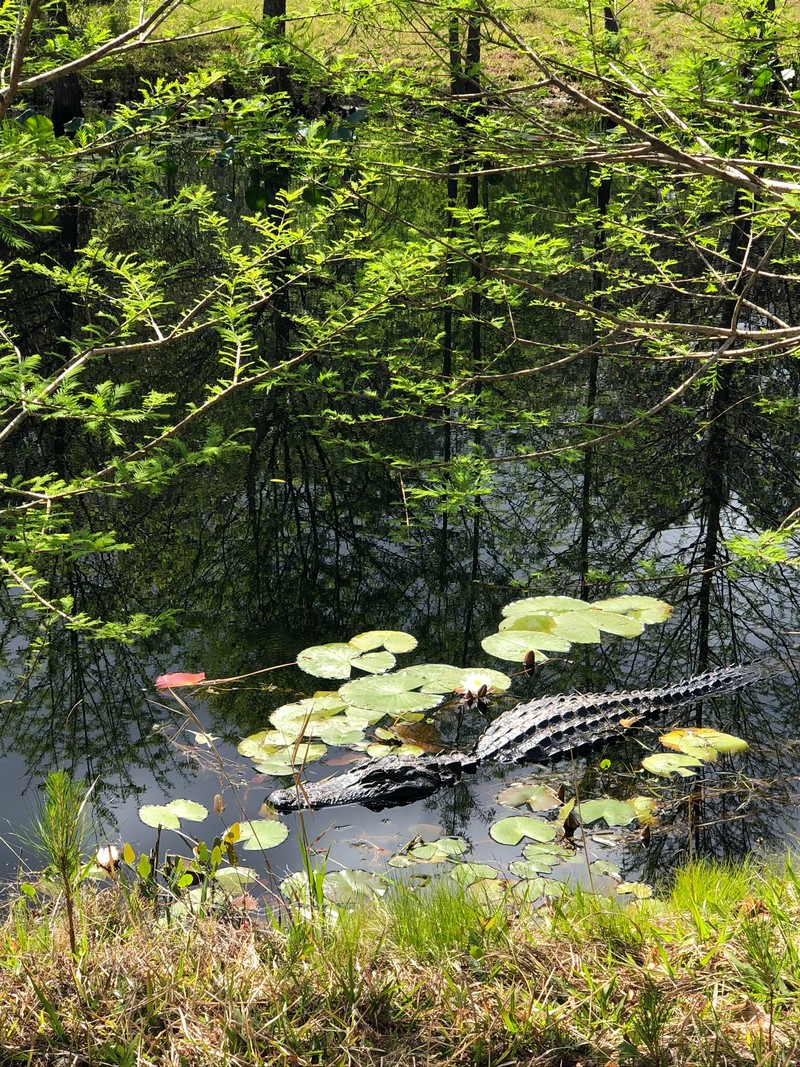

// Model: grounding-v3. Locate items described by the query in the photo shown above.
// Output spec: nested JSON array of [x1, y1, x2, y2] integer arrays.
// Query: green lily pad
[[496, 783, 562, 811], [323, 869, 385, 903], [417, 664, 512, 694], [451, 862, 500, 886], [576, 797, 638, 827], [238, 819, 289, 850], [314, 719, 366, 746], [545, 612, 603, 643], [351, 651, 396, 674], [297, 642, 362, 679], [270, 695, 347, 733], [502, 596, 588, 617], [164, 799, 209, 822], [631, 796, 658, 822], [522, 841, 577, 866], [616, 881, 654, 898], [489, 815, 556, 846], [138, 804, 181, 830], [338, 673, 443, 715], [350, 630, 418, 654], [592, 597, 673, 624], [511, 877, 547, 902], [214, 866, 257, 893], [590, 859, 621, 879], [659, 727, 749, 760], [482, 630, 570, 660], [509, 859, 553, 879], [641, 752, 704, 777]]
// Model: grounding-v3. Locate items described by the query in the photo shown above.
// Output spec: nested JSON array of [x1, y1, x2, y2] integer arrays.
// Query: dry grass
[[2, 858, 800, 1065]]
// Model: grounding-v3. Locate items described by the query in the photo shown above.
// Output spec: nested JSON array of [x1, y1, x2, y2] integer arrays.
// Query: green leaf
[[214, 866, 257, 893], [297, 642, 361, 679], [496, 783, 561, 810], [502, 596, 587, 616], [238, 819, 289, 850], [417, 664, 512, 694], [137, 854, 152, 879], [338, 673, 443, 714], [489, 816, 556, 846], [269, 695, 347, 733], [641, 753, 704, 777], [576, 797, 638, 827], [451, 862, 500, 886], [350, 630, 418, 653], [591, 597, 673, 624], [659, 727, 749, 760], [351, 650, 396, 674], [323, 869, 385, 903], [481, 631, 567, 661], [616, 881, 654, 898], [164, 799, 208, 822], [138, 804, 181, 829]]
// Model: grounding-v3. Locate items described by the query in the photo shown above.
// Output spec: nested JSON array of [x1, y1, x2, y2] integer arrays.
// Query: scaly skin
[[267, 662, 775, 812]]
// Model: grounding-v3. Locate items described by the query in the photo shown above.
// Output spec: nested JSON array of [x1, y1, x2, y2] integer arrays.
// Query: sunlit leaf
[[155, 671, 206, 690], [511, 877, 547, 902], [659, 727, 749, 760], [502, 596, 587, 616], [631, 796, 658, 823], [522, 841, 577, 866], [451, 862, 500, 886], [270, 695, 347, 733], [122, 842, 135, 865], [496, 783, 561, 811], [351, 651, 396, 674], [214, 866, 257, 893], [616, 881, 654, 898], [297, 642, 361, 679], [592, 597, 673, 624], [338, 673, 443, 714], [641, 752, 704, 777], [323, 869, 385, 903], [314, 719, 366, 746], [489, 816, 556, 846], [138, 804, 181, 829], [350, 630, 418, 653], [509, 859, 553, 879], [481, 631, 567, 661], [417, 664, 512, 694], [545, 612, 602, 643], [576, 797, 638, 827], [238, 819, 289, 850], [590, 859, 621, 879], [164, 799, 208, 822]]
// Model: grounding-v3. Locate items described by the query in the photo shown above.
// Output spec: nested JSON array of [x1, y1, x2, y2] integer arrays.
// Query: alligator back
[[472, 662, 773, 765]]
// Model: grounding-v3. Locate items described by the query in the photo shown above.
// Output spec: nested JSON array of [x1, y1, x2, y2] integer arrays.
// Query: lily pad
[[297, 642, 362, 680], [323, 869, 385, 903], [165, 799, 208, 822], [214, 866, 257, 894], [522, 841, 576, 866], [615, 881, 654, 898], [592, 597, 673, 624], [590, 859, 622, 879], [451, 862, 500, 886], [496, 782, 562, 811], [576, 797, 638, 827], [418, 664, 512, 694], [502, 595, 588, 616], [659, 727, 749, 760], [270, 695, 347, 733], [314, 719, 366, 746], [509, 859, 553, 880], [138, 804, 181, 830], [482, 631, 570, 660], [350, 630, 418, 654], [511, 877, 547, 902], [489, 815, 556, 846], [351, 651, 396, 674], [238, 819, 289, 850], [641, 752, 704, 777], [338, 673, 443, 715]]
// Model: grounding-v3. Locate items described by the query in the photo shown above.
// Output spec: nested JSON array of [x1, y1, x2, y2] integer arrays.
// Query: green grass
[[2, 855, 800, 1064]]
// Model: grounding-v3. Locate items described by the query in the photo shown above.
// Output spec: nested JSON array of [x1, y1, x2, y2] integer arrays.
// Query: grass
[[2, 854, 800, 1065]]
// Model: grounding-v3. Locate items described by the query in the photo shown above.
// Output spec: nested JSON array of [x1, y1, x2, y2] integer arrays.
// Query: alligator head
[[268, 752, 465, 812]]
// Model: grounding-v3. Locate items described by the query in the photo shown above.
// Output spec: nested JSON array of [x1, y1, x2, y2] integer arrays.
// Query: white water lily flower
[[95, 845, 121, 871], [456, 672, 495, 696]]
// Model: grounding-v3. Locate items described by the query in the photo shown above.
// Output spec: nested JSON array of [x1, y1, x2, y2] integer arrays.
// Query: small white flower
[[95, 845, 121, 871], [456, 672, 495, 696]]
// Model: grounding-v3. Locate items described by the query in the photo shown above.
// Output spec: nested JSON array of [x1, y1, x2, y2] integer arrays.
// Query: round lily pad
[[496, 783, 561, 811], [238, 819, 289, 850], [350, 630, 418, 653], [451, 862, 500, 886], [489, 816, 556, 846], [138, 804, 181, 830], [338, 673, 443, 715], [641, 752, 703, 777], [297, 642, 361, 680], [482, 631, 569, 660], [576, 797, 638, 827]]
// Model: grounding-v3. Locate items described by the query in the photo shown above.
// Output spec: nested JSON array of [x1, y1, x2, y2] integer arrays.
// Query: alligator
[[268, 662, 776, 812]]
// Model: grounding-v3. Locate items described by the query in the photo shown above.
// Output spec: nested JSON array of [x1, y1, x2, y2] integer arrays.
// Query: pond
[[1, 403, 798, 900], [2, 94, 799, 903]]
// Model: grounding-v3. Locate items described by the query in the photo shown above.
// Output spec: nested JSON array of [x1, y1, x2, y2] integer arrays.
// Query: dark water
[[2, 132, 799, 895]]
